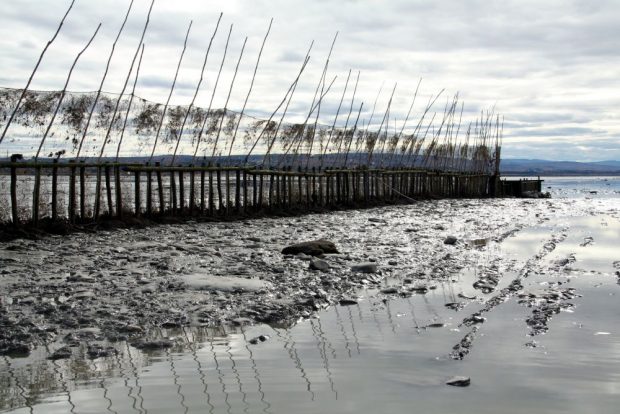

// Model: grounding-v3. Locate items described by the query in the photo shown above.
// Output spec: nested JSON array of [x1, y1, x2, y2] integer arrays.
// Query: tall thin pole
[[332, 70, 360, 168], [76, 0, 134, 159], [115, 44, 145, 161], [148, 20, 193, 163], [212, 37, 247, 160], [319, 69, 351, 169], [191, 24, 233, 165], [35, 24, 102, 161], [0, 0, 76, 147], [96, 0, 155, 161], [170, 13, 223, 166], [228, 18, 272, 158]]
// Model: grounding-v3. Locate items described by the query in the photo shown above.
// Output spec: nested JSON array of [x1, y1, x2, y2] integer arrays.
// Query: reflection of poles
[[210, 334, 232, 414], [346, 305, 361, 355], [124, 342, 146, 413], [181, 328, 215, 413], [241, 327, 272, 414], [334, 305, 351, 358], [225, 335, 249, 413], [166, 346, 189, 414], [76, 0, 134, 159], [112, 344, 140, 414], [34, 24, 101, 161], [170, 13, 223, 166], [0, 0, 75, 147], [228, 19, 273, 158], [406, 297, 421, 332], [148, 21, 193, 163], [273, 328, 315, 400], [3, 355, 36, 413], [311, 319, 338, 399]]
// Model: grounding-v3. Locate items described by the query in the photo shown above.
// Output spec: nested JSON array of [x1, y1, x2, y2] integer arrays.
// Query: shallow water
[[1, 178, 619, 413]]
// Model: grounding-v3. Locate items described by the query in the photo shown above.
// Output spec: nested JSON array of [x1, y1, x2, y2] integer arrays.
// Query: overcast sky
[[1, 0, 619, 161]]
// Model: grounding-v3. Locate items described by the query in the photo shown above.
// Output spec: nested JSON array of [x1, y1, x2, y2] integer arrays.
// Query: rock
[[381, 287, 399, 294], [446, 376, 471, 387], [445, 302, 464, 311], [444, 236, 458, 245], [132, 339, 174, 350], [425, 323, 444, 328], [388, 260, 398, 266], [281, 240, 339, 256], [249, 334, 270, 345], [232, 317, 253, 326], [48, 346, 73, 360], [309, 259, 330, 272], [351, 263, 378, 273], [339, 298, 358, 306]]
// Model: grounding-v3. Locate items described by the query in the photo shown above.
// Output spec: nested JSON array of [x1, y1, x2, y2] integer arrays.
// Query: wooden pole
[[0, 0, 76, 146], [115, 165, 122, 219], [134, 171, 141, 216], [189, 170, 195, 214], [105, 165, 113, 216], [79, 162, 86, 219], [146, 168, 152, 216], [32, 166, 41, 226], [170, 171, 177, 215], [69, 165, 76, 223], [51, 159, 58, 221], [179, 170, 185, 212]]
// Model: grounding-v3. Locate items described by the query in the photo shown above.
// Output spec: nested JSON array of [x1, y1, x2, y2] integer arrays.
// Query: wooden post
[[216, 166, 223, 213], [115, 165, 122, 219], [325, 171, 331, 206], [105, 164, 113, 216], [134, 170, 141, 216], [252, 171, 257, 209], [189, 169, 195, 214], [258, 173, 264, 209], [242, 169, 248, 212], [297, 167, 303, 206], [68, 165, 76, 223], [156, 162, 164, 214], [51, 160, 58, 221], [32, 166, 41, 226], [208, 169, 214, 215], [235, 169, 241, 212], [225, 169, 231, 215], [170, 170, 177, 215], [267, 171, 273, 209], [281, 169, 287, 208], [79, 161, 86, 219], [146, 168, 153, 216], [200, 165, 206, 214], [179, 170, 185, 212]]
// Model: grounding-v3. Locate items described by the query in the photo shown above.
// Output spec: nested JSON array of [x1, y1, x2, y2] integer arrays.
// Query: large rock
[[351, 262, 378, 273], [446, 376, 471, 387], [281, 240, 339, 256]]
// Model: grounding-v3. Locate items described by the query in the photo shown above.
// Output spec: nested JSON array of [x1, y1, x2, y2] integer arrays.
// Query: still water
[[1, 178, 619, 413]]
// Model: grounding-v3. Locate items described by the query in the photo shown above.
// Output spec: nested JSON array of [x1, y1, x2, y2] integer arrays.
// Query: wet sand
[[1, 186, 619, 413]]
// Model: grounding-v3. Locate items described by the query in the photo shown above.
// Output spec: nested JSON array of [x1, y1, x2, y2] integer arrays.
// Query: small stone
[[381, 287, 398, 294], [351, 263, 378, 273], [339, 298, 358, 306], [446, 376, 470, 387], [444, 236, 458, 245], [309, 259, 330, 272], [388, 260, 398, 266]]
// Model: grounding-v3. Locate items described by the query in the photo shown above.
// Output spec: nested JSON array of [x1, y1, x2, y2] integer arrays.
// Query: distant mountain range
[[501, 159, 620, 176]]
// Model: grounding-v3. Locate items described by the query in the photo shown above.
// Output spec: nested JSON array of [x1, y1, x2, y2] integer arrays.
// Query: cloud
[[0, 0, 619, 161]]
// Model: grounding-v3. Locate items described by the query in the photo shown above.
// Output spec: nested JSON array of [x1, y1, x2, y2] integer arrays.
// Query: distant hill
[[501, 159, 620, 176]]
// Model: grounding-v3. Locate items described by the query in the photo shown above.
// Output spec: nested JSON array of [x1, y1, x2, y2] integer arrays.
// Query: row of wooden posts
[[2, 159, 497, 227]]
